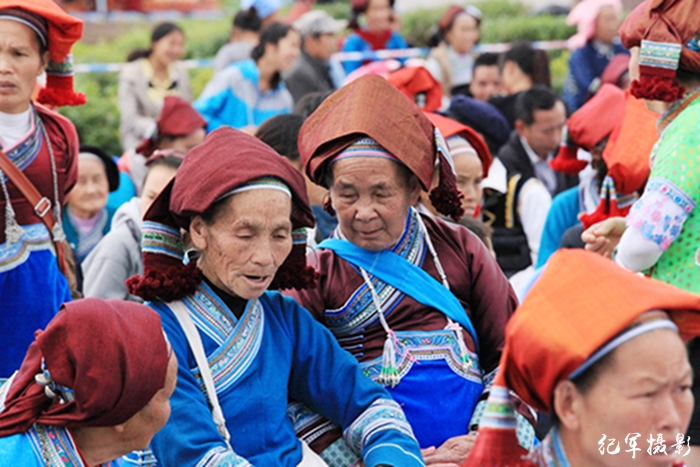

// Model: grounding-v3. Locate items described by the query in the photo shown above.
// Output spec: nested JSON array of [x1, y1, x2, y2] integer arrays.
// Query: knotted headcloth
[[0, 299, 170, 436], [299, 75, 464, 221], [127, 127, 316, 302]]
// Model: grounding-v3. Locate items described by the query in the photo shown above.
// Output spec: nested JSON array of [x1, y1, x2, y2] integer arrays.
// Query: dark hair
[[474, 52, 499, 70], [234, 7, 262, 32], [349, 0, 396, 30], [514, 85, 561, 125], [676, 68, 700, 87], [143, 155, 183, 188], [127, 22, 184, 62], [457, 216, 493, 245], [251, 23, 296, 90], [292, 90, 334, 118], [255, 114, 305, 163], [503, 41, 551, 87]]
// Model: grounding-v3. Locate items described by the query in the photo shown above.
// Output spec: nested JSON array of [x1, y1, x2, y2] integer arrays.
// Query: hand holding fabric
[[580, 216, 627, 257], [421, 433, 478, 467]]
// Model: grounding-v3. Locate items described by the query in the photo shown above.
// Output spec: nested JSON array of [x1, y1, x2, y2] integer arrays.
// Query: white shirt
[[0, 108, 32, 149], [520, 136, 558, 196], [518, 177, 552, 266]]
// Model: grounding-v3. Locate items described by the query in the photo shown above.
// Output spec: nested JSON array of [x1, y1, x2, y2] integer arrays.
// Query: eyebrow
[[336, 181, 391, 191]]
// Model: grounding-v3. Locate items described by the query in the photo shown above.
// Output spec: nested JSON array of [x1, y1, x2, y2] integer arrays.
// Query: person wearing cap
[[118, 22, 191, 152], [0, 1, 86, 379], [214, 8, 262, 74], [241, 0, 281, 26], [126, 127, 423, 467], [447, 95, 511, 156], [125, 95, 206, 192], [0, 298, 178, 466], [288, 76, 534, 466], [61, 146, 119, 285], [284, 10, 347, 104], [425, 5, 482, 98], [461, 249, 700, 467], [582, 0, 700, 295], [341, 0, 408, 75], [82, 151, 184, 303], [562, 0, 628, 113]]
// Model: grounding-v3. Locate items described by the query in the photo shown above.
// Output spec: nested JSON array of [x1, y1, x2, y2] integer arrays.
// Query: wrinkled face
[[121, 353, 178, 450], [0, 20, 47, 115], [191, 189, 293, 300], [68, 158, 110, 219], [518, 101, 566, 160], [269, 30, 301, 73], [560, 329, 693, 467], [453, 152, 483, 218], [151, 30, 185, 66], [161, 127, 206, 154], [366, 0, 393, 32], [594, 6, 620, 45], [445, 14, 480, 55], [330, 157, 420, 252], [140, 164, 178, 217], [469, 64, 502, 101]]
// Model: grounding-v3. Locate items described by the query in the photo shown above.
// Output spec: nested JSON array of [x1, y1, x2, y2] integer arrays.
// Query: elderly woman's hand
[[420, 433, 477, 467], [580, 217, 627, 257]]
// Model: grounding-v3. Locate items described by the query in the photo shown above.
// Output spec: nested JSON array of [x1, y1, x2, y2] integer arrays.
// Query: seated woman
[[462, 248, 700, 467], [195, 23, 300, 132], [118, 22, 190, 152], [62, 145, 120, 277], [341, 0, 408, 75], [426, 5, 482, 97], [126, 127, 423, 466], [0, 298, 177, 466]]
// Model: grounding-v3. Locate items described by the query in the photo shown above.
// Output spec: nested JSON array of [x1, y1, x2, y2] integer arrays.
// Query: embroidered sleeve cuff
[[627, 177, 695, 251], [362, 442, 425, 467], [196, 446, 252, 467]]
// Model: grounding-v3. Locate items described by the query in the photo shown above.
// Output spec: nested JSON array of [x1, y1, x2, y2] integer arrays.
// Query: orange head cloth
[[0, 1, 85, 107], [387, 66, 444, 113], [619, 0, 700, 102], [424, 112, 492, 177], [462, 249, 700, 467]]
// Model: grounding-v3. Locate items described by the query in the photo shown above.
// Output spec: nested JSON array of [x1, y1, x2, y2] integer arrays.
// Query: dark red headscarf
[[0, 298, 169, 437], [299, 75, 464, 221], [128, 127, 316, 303], [136, 96, 207, 158]]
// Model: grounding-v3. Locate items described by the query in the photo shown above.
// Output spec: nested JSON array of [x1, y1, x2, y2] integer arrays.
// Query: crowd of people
[[0, 0, 699, 465]]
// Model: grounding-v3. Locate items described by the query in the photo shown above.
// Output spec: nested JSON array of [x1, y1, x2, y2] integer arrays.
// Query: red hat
[[600, 53, 630, 87], [462, 250, 700, 467], [386, 66, 443, 113], [0, 298, 170, 436], [550, 84, 626, 175], [128, 127, 316, 302], [0, 1, 86, 107], [438, 4, 482, 34], [299, 75, 464, 221], [136, 96, 207, 158], [619, 0, 700, 102], [423, 112, 492, 177]]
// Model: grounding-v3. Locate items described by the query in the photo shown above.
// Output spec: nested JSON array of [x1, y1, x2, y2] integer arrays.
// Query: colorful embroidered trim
[[219, 177, 292, 201], [142, 221, 184, 260], [639, 40, 682, 75], [658, 87, 700, 133], [28, 424, 85, 467], [0, 106, 41, 180], [292, 228, 307, 245], [0, 223, 53, 273], [343, 398, 416, 454], [330, 138, 401, 165], [196, 446, 253, 467], [288, 401, 339, 445], [46, 55, 75, 77]]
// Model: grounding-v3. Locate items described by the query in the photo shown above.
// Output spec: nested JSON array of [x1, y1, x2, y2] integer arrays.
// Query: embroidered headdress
[[386, 66, 444, 113], [127, 127, 316, 302], [424, 112, 492, 178], [0, 298, 170, 436], [136, 96, 207, 159], [0, 1, 85, 107], [461, 249, 700, 466], [619, 0, 700, 102], [299, 75, 465, 221]]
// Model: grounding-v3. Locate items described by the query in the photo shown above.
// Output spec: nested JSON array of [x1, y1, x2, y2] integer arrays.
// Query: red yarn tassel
[[270, 243, 318, 290], [631, 75, 685, 102], [431, 150, 465, 221], [135, 138, 158, 158], [550, 145, 587, 175], [322, 197, 336, 216], [579, 176, 631, 230], [37, 87, 87, 107], [127, 261, 203, 302], [461, 427, 536, 467]]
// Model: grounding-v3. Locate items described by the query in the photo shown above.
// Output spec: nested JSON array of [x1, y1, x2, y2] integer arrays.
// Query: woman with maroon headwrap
[[126, 127, 423, 466], [0, 298, 177, 466]]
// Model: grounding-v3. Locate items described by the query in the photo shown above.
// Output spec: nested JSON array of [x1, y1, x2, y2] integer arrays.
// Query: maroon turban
[[0, 299, 169, 437], [136, 96, 207, 158], [299, 75, 464, 221], [127, 127, 316, 303]]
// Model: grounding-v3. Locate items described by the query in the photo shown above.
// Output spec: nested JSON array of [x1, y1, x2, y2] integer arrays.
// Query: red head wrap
[[0, 1, 85, 107], [462, 250, 700, 467], [127, 127, 316, 302], [386, 66, 444, 113], [0, 298, 170, 437], [619, 0, 700, 102], [136, 96, 207, 158], [299, 75, 464, 221], [423, 112, 492, 177], [438, 4, 482, 34]]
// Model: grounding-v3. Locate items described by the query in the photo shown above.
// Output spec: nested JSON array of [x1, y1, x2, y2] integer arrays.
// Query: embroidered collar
[[528, 427, 571, 467], [28, 424, 93, 467], [658, 86, 700, 134]]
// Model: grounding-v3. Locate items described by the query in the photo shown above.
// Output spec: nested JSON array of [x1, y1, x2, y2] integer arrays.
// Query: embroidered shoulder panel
[[27, 424, 85, 467], [0, 223, 53, 273]]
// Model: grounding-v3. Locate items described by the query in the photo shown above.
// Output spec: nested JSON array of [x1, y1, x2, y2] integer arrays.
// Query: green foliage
[[481, 15, 575, 44], [549, 49, 571, 95]]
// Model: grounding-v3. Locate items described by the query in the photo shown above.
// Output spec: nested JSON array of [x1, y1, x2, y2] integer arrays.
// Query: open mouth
[[244, 275, 269, 284]]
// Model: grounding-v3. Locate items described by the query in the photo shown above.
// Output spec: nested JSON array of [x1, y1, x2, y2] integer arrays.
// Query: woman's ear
[[39, 51, 50, 75], [553, 380, 583, 431], [189, 216, 208, 251]]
